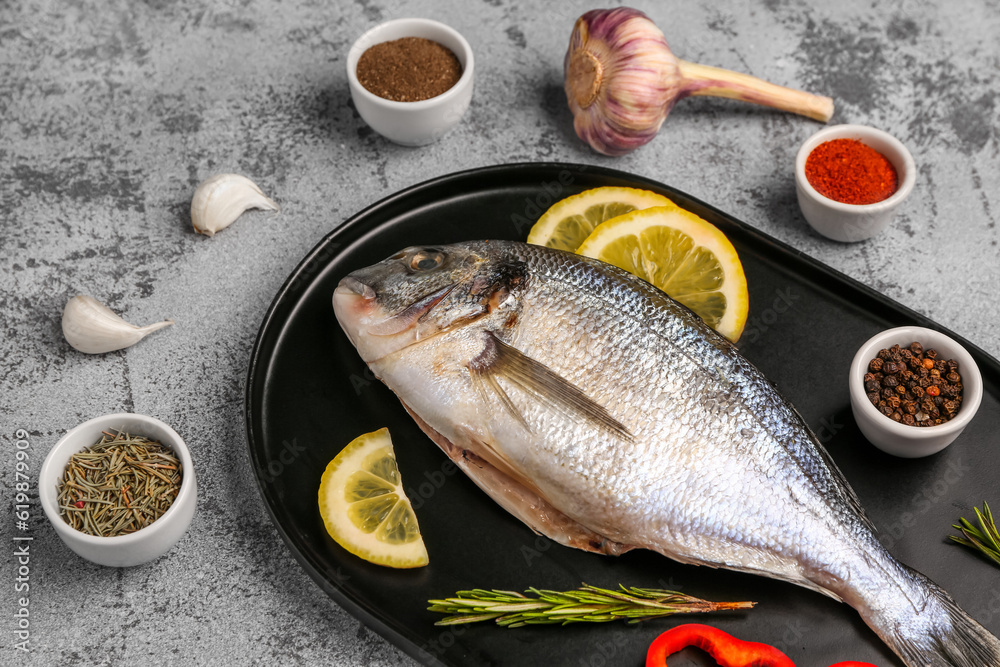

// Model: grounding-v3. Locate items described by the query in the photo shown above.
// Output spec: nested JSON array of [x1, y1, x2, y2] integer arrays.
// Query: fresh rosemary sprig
[[950, 502, 1000, 567], [427, 584, 754, 627]]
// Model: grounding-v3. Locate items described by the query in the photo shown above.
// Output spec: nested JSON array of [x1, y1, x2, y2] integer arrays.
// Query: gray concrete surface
[[2, 0, 998, 665]]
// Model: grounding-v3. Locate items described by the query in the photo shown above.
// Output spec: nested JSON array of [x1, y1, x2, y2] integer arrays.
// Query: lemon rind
[[526, 186, 677, 249], [318, 428, 429, 568], [577, 206, 748, 342]]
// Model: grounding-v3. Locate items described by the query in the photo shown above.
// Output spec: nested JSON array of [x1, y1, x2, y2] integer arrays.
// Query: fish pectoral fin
[[399, 400, 633, 557], [468, 331, 632, 440], [471, 367, 531, 432]]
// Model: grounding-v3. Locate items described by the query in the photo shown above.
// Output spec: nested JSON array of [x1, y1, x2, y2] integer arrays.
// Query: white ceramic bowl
[[795, 124, 915, 242], [347, 18, 474, 146], [39, 413, 197, 567], [849, 326, 982, 458]]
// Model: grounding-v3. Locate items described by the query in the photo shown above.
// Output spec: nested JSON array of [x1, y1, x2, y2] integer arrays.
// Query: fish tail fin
[[867, 564, 1000, 667]]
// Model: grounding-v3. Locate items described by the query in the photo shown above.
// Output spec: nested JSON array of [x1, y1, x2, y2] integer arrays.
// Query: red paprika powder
[[805, 138, 898, 205]]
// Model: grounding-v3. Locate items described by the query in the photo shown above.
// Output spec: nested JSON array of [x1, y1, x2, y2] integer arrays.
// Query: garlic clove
[[191, 173, 279, 237], [62, 295, 174, 354]]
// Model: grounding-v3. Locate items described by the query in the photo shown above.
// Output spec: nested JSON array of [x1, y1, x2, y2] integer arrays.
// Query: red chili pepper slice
[[645, 624, 881, 667], [646, 624, 795, 667]]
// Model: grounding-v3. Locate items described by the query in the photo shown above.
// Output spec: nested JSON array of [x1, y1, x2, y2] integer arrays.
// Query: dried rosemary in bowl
[[56, 430, 182, 537]]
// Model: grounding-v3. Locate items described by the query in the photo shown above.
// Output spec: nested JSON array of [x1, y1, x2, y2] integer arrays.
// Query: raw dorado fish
[[332, 240, 999, 666]]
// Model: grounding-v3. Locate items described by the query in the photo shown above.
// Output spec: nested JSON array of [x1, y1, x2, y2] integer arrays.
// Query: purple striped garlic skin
[[563, 8, 834, 156], [564, 8, 682, 156]]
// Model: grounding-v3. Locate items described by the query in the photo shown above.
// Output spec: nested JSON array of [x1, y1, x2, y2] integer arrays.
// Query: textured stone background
[[2, 0, 998, 665]]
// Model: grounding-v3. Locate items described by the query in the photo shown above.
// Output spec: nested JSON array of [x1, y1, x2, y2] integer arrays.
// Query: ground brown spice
[[357, 37, 463, 102]]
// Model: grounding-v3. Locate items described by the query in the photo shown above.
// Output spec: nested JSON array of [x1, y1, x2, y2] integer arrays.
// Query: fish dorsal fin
[[811, 435, 878, 534], [785, 402, 877, 534], [468, 331, 632, 440]]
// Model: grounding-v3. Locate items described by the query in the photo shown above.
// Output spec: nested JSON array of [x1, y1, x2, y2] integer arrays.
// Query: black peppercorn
[[865, 342, 963, 427]]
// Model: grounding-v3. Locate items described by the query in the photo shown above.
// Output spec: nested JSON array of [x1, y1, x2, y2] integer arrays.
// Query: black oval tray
[[245, 163, 1000, 667]]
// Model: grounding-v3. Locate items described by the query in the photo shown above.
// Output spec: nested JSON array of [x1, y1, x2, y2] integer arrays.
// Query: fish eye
[[408, 250, 445, 272]]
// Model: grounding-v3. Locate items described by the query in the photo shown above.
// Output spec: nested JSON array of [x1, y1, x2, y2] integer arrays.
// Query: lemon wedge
[[527, 186, 678, 252], [318, 428, 428, 568], [576, 205, 749, 342]]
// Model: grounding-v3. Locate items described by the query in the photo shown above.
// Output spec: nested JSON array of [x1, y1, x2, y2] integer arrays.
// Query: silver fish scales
[[333, 240, 999, 666]]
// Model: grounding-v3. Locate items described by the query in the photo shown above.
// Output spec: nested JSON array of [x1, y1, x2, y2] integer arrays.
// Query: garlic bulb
[[565, 8, 835, 156], [191, 173, 279, 237], [62, 295, 174, 354]]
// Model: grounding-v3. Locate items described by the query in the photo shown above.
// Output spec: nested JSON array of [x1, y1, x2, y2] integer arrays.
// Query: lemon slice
[[576, 206, 749, 342], [527, 186, 677, 251], [318, 428, 428, 568]]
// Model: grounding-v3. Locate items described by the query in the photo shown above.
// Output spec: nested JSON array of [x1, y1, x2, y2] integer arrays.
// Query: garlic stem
[[62, 295, 174, 354], [677, 60, 833, 122]]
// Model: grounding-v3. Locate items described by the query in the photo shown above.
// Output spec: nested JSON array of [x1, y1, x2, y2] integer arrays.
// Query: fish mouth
[[336, 275, 376, 301], [366, 284, 455, 336], [333, 275, 379, 349], [333, 276, 457, 361]]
